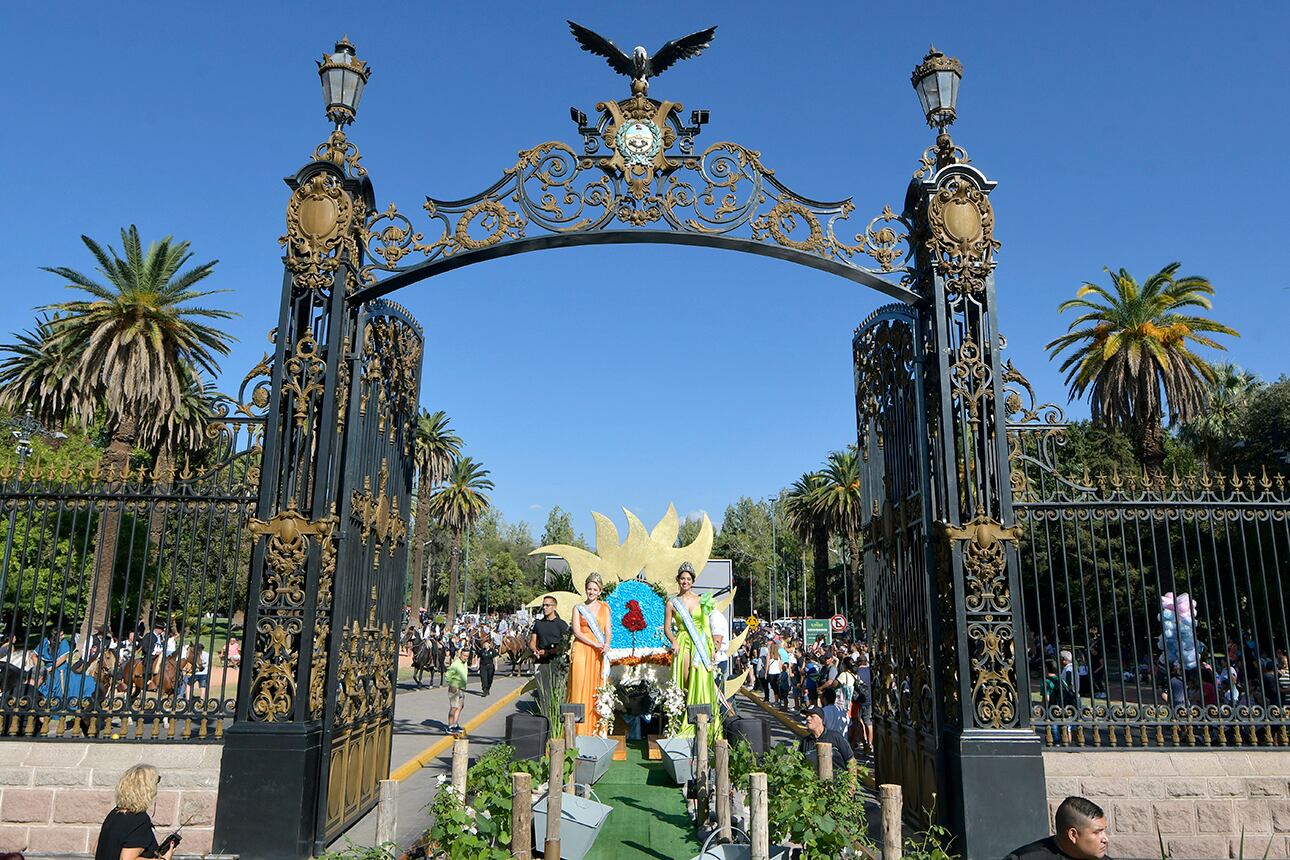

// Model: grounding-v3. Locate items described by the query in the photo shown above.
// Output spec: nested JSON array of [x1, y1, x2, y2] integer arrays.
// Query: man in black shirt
[[797, 706, 854, 773], [1003, 795, 1112, 859], [530, 595, 569, 714]]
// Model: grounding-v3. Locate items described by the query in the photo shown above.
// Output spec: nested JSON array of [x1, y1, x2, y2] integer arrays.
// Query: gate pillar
[[910, 161, 1047, 858], [213, 143, 375, 860]]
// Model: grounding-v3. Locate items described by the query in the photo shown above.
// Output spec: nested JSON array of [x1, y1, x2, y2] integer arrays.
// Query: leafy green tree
[[1179, 363, 1263, 470], [0, 227, 236, 633], [539, 505, 586, 550], [1228, 376, 1290, 477], [427, 456, 494, 619], [1046, 263, 1237, 469], [410, 410, 461, 610]]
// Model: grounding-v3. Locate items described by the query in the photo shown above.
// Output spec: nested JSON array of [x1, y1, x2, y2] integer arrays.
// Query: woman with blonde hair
[[93, 764, 178, 860], [568, 571, 612, 736]]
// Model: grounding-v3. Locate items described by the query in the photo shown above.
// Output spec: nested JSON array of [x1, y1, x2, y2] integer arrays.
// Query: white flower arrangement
[[661, 681, 687, 735], [594, 680, 619, 738]]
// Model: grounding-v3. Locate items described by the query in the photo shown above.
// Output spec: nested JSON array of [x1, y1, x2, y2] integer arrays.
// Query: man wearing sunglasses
[[530, 596, 570, 715]]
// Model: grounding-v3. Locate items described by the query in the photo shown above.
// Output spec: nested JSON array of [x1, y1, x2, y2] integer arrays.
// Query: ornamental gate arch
[[212, 40, 1044, 860]]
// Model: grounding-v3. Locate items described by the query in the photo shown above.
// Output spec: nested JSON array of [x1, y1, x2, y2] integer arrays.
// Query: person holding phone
[[94, 764, 178, 860]]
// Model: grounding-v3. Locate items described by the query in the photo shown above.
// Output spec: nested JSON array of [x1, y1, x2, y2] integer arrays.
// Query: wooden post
[[715, 738, 731, 843], [750, 771, 769, 860], [880, 782, 902, 860], [545, 738, 565, 858], [375, 779, 397, 846], [563, 711, 577, 751], [511, 772, 532, 860], [695, 712, 710, 824], [815, 741, 833, 781], [451, 737, 469, 796]]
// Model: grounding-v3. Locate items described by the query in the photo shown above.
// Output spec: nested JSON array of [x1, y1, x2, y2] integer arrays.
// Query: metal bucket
[[574, 735, 617, 786], [690, 827, 792, 860], [532, 788, 613, 860], [657, 736, 695, 786]]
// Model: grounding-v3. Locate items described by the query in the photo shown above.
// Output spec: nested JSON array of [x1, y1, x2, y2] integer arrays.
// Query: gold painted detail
[[943, 509, 1023, 729], [350, 459, 407, 558], [336, 588, 397, 728], [943, 508, 1023, 615], [248, 505, 337, 607], [360, 92, 906, 284], [247, 506, 337, 722], [926, 174, 998, 297], [357, 315, 422, 452], [282, 171, 357, 293], [949, 333, 992, 421], [251, 616, 303, 722], [314, 129, 366, 177], [281, 332, 327, 431]]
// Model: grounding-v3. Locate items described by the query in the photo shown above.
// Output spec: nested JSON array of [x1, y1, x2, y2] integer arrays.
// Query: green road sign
[[803, 618, 832, 647]]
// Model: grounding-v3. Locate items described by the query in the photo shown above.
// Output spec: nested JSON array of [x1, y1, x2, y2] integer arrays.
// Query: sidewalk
[[329, 668, 533, 852]]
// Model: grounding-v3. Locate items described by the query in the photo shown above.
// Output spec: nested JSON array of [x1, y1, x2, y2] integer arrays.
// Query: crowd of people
[[0, 618, 213, 706], [734, 624, 873, 761]]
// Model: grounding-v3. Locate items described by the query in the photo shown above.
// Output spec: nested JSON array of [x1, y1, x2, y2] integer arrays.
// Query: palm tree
[[1046, 263, 1237, 469], [784, 471, 829, 617], [0, 314, 87, 430], [409, 409, 462, 611], [1180, 362, 1262, 470], [0, 226, 235, 633], [815, 448, 864, 620], [426, 456, 493, 619]]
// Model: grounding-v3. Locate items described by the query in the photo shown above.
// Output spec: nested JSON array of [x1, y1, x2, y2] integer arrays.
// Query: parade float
[[527, 505, 749, 758]]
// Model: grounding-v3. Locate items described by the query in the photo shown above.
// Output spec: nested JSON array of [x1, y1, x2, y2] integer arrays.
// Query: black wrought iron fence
[[1007, 382, 1290, 748], [0, 414, 261, 740]]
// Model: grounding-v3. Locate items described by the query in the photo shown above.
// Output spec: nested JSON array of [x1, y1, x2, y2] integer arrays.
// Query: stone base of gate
[[0, 740, 221, 855], [213, 722, 322, 860], [946, 729, 1049, 860], [1044, 749, 1290, 859]]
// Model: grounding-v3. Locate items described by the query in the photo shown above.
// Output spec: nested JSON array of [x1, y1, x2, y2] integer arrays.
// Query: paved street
[[330, 667, 534, 852]]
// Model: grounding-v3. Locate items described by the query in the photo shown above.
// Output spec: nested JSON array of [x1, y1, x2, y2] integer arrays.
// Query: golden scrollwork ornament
[[926, 174, 999, 297], [282, 170, 356, 293]]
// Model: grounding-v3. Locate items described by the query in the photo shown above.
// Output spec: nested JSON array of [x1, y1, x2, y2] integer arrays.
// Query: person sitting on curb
[[1002, 795, 1112, 859], [797, 705, 854, 773], [445, 651, 468, 734]]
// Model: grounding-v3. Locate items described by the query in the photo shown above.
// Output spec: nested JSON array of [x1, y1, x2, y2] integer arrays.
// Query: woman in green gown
[[663, 562, 722, 741]]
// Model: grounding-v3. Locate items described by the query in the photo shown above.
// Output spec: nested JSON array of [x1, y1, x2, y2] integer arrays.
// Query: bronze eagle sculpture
[[567, 20, 717, 93]]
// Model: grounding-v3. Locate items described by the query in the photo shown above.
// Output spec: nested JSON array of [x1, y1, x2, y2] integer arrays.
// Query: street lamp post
[[910, 44, 964, 171]]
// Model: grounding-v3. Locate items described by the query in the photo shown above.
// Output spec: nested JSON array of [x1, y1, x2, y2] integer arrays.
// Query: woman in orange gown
[[568, 572, 612, 737]]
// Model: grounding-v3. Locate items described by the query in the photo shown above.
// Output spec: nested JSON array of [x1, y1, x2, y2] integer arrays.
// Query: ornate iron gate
[[854, 304, 943, 816], [319, 299, 422, 844]]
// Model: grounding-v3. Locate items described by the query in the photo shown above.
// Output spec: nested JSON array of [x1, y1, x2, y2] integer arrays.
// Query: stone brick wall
[[1045, 750, 1290, 860], [0, 740, 221, 856]]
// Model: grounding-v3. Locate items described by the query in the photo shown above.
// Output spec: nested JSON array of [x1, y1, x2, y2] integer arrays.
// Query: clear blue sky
[[3, 3, 1286, 536]]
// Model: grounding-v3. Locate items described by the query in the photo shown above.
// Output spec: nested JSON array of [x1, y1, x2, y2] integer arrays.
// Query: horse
[[411, 635, 445, 688], [401, 625, 420, 657], [128, 645, 198, 700], [499, 633, 534, 677]]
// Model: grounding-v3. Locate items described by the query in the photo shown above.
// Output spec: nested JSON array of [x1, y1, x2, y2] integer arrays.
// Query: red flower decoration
[[623, 600, 648, 634]]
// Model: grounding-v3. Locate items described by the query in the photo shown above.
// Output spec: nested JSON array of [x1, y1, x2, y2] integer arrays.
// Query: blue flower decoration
[[607, 580, 667, 650]]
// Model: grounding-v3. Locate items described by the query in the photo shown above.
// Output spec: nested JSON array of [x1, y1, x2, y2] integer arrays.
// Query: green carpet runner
[[582, 740, 702, 859]]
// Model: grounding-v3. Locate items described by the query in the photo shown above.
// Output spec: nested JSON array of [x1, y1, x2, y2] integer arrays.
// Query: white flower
[[481, 809, 492, 819], [436, 774, 448, 785], [467, 825, 478, 835]]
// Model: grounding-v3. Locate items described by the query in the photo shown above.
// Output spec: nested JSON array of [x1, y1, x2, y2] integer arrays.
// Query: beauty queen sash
[[576, 603, 611, 679], [670, 597, 713, 672]]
